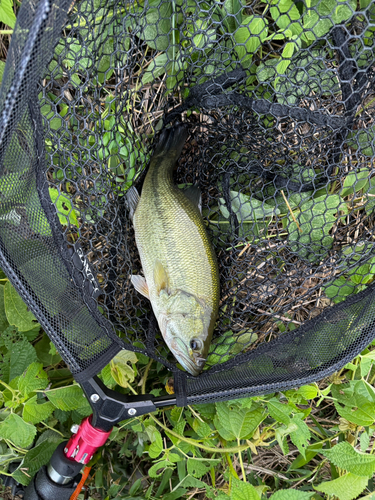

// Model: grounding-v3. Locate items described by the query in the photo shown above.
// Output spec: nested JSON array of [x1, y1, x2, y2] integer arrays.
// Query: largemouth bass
[[127, 124, 220, 375]]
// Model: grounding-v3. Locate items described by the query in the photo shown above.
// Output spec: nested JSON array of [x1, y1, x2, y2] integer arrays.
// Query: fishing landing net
[[1, 0, 375, 406]]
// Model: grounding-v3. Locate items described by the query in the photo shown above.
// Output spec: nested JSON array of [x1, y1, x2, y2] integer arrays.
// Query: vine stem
[[141, 360, 153, 395], [237, 438, 247, 482], [149, 414, 249, 454]]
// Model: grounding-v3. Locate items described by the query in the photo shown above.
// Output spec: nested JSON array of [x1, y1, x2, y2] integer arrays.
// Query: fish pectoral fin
[[154, 260, 170, 295], [131, 275, 150, 299], [183, 185, 202, 214], [126, 186, 140, 220]]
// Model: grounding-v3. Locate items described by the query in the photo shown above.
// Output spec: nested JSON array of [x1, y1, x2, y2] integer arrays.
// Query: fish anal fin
[[154, 260, 169, 295], [126, 186, 140, 220], [131, 275, 149, 299], [184, 185, 202, 214]]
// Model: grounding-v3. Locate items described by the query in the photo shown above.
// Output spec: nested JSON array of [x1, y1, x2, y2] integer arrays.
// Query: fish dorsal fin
[[154, 260, 169, 295], [131, 275, 149, 299], [126, 186, 140, 220], [184, 185, 202, 214]]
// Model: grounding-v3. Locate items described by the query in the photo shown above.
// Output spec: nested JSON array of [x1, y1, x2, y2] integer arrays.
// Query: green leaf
[[9, 337, 38, 381], [289, 415, 311, 458], [234, 16, 268, 64], [4, 281, 39, 331], [267, 399, 291, 425], [360, 431, 370, 452], [303, 0, 356, 41], [335, 393, 375, 426], [287, 194, 347, 262], [49, 187, 79, 227], [231, 478, 261, 500], [187, 458, 220, 478], [319, 442, 375, 477], [270, 0, 303, 36], [18, 362, 49, 396], [12, 434, 64, 485], [23, 396, 55, 425], [297, 384, 318, 400], [110, 350, 138, 387], [215, 402, 265, 440], [137, 1, 172, 51], [141, 52, 169, 85], [34, 333, 62, 366], [148, 431, 163, 458], [341, 168, 371, 197], [314, 473, 368, 500], [0, 413, 36, 448], [0, 0, 16, 28], [219, 191, 279, 221], [46, 384, 91, 412], [269, 491, 314, 500], [148, 460, 175, 478]]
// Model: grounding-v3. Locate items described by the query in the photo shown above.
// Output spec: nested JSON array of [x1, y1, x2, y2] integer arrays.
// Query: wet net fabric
[[1, 0, 375, 403]]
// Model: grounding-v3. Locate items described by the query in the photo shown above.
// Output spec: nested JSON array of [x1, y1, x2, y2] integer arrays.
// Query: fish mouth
[[171, 338, 206, 376]]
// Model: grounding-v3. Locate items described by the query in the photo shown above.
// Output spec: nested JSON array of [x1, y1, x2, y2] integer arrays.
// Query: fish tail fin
[[153, 123, 188, 159]]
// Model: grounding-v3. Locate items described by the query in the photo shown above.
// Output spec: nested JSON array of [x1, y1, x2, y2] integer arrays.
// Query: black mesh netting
[[1, 0, 375, 406]]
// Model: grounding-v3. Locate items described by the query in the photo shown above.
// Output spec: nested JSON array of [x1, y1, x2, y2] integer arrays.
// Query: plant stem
[[225, 452, 239, 479], [150, 414, 250, 454], [0, 30, 13, 35], [237, 438, 246, 482], [141, 360, 153, 395]]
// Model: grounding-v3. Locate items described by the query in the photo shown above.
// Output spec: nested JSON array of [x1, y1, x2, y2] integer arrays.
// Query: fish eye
[[190, 338, 203, 351]]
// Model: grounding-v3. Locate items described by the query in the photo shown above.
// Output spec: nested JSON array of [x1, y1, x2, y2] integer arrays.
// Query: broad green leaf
[[290, 416, 311, 458], [276, 41, 296, 76], [223, 0, 243, 31], [9, 337, 38, 381], [341, 168, 371, 197], [18, 362, 49, 396], [148, 431, 163, 458], [270, 0, 303, 36], [219, 191, 279, 221], [287, 194, 347, 262], [187, 458, 220, 478], [297, 384, 318, 400], [0, 413, 36, 448], [303, 0, 356, 41], [23, 396, 55, 425], [0, 0, 16, 28], [35, 333, 62, 366], [335, 393, 375, 426], [194, 403, 216, 420], [46, 384, 91, 412], [360, 431, 370, 452], [315, 472, 368, 500], [137, 1, 172, 51], [234, 16, 268, 64], [4, 281, 39, 331], [319, 441, 375, 476], [269, 490, 314, 499], [231, 478, 261, 500], [267, 399, 291, 425], [49, 187, 79, 227], [12, 434, 64, 485], [194, 420, 213, 439], [215, 402, 265, 440]]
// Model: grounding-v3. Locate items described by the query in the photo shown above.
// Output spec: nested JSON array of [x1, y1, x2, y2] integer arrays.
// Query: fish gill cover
[[0, 0, 375, 405]]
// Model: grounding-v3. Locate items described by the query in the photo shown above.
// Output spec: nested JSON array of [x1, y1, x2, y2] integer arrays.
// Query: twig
[[281, 189, 302, 233]]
